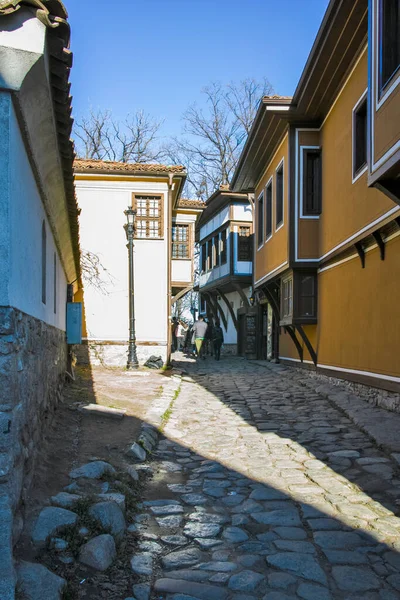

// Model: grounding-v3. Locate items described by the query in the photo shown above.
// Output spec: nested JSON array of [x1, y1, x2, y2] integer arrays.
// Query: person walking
[[171, 317, 178, 352], [177, 320, 187, 351], [205, 318, 214, 356], [213, 319, 224, 361], [192, 315, 208, 360]]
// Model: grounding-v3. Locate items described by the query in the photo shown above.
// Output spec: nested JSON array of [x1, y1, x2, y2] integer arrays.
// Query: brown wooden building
[[232, 0, 400, 392]]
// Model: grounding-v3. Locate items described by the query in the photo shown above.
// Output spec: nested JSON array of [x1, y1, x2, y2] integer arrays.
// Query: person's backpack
[[214, 327, 223, 343]]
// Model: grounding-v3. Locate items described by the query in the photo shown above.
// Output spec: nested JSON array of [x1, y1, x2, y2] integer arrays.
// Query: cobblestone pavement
[[132, 357, 400, 600]]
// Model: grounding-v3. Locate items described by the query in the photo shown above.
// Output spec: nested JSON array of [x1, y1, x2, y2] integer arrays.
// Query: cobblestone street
[[133, 357, 400, 600]]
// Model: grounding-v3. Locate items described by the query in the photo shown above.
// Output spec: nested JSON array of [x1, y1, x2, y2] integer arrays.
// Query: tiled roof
[[74, 159, 186, 174], [177, 198, 205, 209], [263, 95, 292, 102], [0, 1, 81, 282]]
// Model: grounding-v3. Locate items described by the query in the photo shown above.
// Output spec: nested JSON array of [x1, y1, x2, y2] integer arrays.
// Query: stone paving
[[132, 357, 400, 600]]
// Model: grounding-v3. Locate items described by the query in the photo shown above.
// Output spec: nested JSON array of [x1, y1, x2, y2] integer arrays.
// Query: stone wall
[[0, 307, 67, 532], [75, 341, 168, 367]]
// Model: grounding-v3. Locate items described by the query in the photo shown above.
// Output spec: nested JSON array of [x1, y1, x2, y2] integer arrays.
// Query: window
[[172, 224, 189, 259], [299, 274, 316, 318], [214, 235, 220, 267], [207, 239, 213, 270], [282, 277, 293, 319], [303, 149, 321, 216], [257, 191, 264, 247], [266, 180, 273, 239], [53, 253, 57, 314], [353, 96, 367, 177], [133, 195, 163, 238], [220, 229, 227, 265], [380, 0, 400, 92], [41, 221, 46, 304], [276, 163, 284, 228], [201, 243, 207, 272], [238, 226, 252, 261], [200, 295, 206, 314]]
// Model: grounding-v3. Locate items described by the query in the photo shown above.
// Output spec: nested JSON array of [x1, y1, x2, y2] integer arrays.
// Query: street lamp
[[249, 292, 255, 306], [124, 207, 139, 369]]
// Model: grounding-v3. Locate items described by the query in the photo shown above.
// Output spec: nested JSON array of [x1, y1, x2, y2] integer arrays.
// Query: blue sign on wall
[[66, 302, 82, 344]]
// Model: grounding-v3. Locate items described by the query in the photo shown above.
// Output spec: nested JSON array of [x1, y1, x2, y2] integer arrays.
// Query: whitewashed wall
[[218, 287, 251, 344], [76, 179, 169, 361], [0, 94, 67, 330]]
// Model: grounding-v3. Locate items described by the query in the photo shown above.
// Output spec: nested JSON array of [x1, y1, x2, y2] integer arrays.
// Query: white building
[[196, 187, 256, 356], [0, 2, 80, 596], [74, 160, 203, 366]]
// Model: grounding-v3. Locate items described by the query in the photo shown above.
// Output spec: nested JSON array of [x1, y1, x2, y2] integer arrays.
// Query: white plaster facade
[[76, 178, 170, 363], [0, 93, 68, 329]]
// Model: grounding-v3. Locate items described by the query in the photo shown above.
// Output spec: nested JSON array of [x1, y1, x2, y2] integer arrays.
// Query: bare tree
[[164, 78, 273, 199], [74, 108, 164, 163]]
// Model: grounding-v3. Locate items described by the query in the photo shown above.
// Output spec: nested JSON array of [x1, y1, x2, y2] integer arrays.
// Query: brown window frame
[[172, 223, 190, 259], [133, 194, 163, 239], [303, 149, 322, 216], [379, 0, 400, 94], [238, 225, 252, 261], [298, 273, 317, 319]]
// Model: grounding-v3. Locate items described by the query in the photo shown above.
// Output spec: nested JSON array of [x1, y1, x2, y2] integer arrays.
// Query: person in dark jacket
[[213, 319, 224, 361]]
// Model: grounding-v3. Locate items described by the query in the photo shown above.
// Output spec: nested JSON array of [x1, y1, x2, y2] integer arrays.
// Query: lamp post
[[124, 207, 139, 369]]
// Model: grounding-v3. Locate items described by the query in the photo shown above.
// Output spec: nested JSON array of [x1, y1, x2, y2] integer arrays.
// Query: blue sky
[[66, 0, 330, 139]]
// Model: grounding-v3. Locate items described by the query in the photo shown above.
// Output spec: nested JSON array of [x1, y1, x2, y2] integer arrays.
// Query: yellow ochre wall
[[297, 130, 320, 260], [254, 134, 289, 284], [318, 234, 400, 378], [319, 50, 395, 259]]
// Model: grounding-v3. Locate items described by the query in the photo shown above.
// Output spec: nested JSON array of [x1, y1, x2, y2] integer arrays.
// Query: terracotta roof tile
[[74, 159, 186, 175]]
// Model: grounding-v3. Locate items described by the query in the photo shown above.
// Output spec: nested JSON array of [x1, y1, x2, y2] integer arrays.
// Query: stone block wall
[[75, 341, 168, 367], [0, 307, 67, 534]]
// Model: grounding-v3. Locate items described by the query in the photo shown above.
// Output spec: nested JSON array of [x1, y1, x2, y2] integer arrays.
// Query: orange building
[[232, 0, 400, 392]]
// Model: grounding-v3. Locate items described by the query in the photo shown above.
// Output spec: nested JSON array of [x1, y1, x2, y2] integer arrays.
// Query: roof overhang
[[196, 190, 249, 232], [232, 0, 368, 193]]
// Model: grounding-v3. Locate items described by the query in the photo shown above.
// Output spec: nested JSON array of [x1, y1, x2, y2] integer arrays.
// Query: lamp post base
[[127, 345, 139, 369]]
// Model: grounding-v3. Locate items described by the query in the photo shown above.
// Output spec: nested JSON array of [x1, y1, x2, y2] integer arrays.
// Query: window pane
[[354, 98, 367, 175], [221, 229, 227, 265], [134, 195, 162, 238], [266, 182, 272, 238], [276, 165, 283, 227], [304, 150, 321, 215], [381, 0, 400, 90], [238, 226, 251, 261], [258, 193, 264, 246]]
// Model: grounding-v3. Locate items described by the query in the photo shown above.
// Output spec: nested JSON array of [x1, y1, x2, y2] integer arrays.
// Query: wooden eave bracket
[[216, 287, 238, 330], [395, 216, 400, 230], [284, 325, 303, 363], [372, 231, 385, 261], [354, 242, 365, 268], [296, 324, 317, 366]]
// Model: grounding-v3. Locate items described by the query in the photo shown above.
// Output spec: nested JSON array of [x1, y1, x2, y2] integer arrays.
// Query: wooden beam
[[205, 293, 228, 331], [296, 324, 317, 366], [355, 242, 365, 268], [216, 287, 238, 330], [262, 287, 280, 321], [372, 231, 385, 260], [171, 284, 193, 305], [284, 325, 303, 362], [233, 283, 250, 307]]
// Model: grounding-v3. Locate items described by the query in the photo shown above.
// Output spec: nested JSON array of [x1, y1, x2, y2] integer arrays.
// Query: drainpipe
[[166, 173, 174, 365]]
